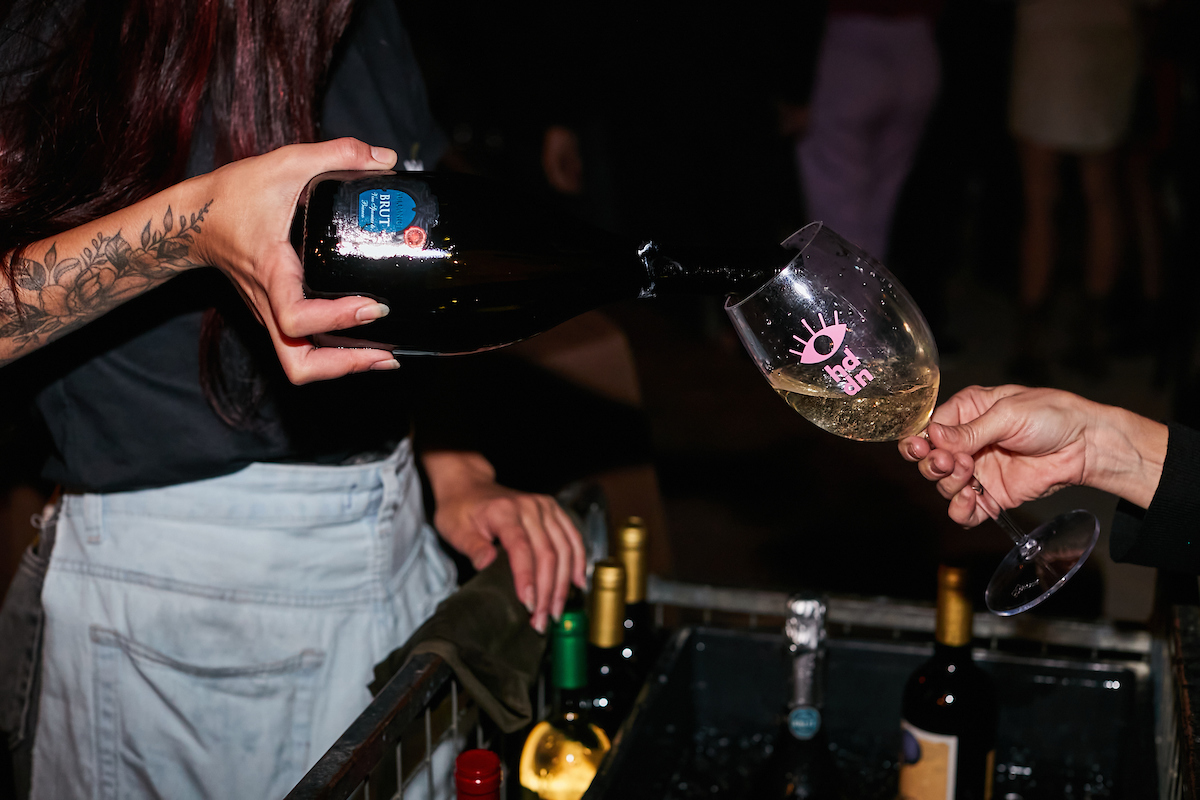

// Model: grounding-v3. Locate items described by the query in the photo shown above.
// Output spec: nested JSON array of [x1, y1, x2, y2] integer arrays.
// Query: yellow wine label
[[898, 720, 957, 800]]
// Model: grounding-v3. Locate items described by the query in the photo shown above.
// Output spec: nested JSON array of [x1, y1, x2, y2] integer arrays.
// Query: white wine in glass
[[726, 222, 1099, 616]]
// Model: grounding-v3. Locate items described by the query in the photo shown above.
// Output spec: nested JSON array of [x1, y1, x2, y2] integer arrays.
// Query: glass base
[[985, 509, 1100, 616]]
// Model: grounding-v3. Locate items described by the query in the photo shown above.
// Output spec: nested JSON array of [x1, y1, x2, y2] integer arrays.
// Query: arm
[[421, 449, 586, 633], [1, 137, 400, 383], [898, 385, 1168, 527]]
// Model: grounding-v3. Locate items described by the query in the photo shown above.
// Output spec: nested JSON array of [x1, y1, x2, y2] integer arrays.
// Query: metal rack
[[288, 578, 1189, 800]]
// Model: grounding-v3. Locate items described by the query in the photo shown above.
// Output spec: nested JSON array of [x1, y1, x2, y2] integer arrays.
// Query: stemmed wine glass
[[725, 222, 1099, 616]]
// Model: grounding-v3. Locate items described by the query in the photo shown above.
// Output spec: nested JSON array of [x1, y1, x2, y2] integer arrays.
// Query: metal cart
[[286, 575, 1192, 799]]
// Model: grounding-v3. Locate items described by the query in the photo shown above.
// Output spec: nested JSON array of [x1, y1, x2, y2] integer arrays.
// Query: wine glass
[[724, 222, 1099, 616]]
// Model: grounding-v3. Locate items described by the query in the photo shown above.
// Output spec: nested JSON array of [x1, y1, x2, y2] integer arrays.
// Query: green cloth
[[369, 551, 547, 733]]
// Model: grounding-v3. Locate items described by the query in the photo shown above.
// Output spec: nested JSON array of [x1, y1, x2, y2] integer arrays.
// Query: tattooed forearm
[[0, 201, 212, 366]]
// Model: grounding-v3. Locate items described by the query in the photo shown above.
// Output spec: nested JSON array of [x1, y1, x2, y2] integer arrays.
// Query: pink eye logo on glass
[[789, 310, 875, 396]]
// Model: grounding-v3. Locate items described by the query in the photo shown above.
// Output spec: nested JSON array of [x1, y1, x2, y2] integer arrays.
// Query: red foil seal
[[454, 749, 501, 798]]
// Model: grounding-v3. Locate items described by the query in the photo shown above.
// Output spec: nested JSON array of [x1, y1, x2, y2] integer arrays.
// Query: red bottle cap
[[454, 749, 502, 797]]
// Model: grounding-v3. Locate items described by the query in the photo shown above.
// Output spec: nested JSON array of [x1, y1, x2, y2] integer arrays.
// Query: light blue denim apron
[[28, 439, 455, 800]]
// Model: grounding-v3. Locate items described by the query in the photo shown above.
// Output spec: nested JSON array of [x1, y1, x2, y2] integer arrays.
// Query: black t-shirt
[[26, 0, 447, 492]]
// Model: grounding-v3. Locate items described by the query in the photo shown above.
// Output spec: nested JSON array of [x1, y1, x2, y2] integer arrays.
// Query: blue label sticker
[[787, 706, 822, 740], [358, 189, 417, 233]]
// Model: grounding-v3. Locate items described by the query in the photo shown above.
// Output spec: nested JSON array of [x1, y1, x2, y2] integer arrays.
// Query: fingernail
[[370, 146, 396, 164], [522, 587, 536, 615], [532, 614, 547, 634], [356, 302, 389, 323], [552, 599, 565, 622], [369, 358, 400, 371]]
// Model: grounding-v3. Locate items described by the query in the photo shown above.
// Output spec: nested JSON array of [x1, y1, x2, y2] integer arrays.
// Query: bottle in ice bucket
[[754, 593, 844, 798], [615, 516, 658, 680], [455, 749, 501, 800], [899, 566, 998, 800], [294, 171, 783, 355], [587, 559, 638, 737], [519, 609, 611, 800]]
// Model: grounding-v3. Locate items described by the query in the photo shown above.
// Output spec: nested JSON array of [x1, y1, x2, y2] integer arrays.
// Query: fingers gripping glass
[[724, 222, 1099, 616]]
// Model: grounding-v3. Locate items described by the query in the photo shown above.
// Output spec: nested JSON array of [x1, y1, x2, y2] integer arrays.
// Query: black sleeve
[[319, 0, 448, 169], [1110, 422, 1200, 571]]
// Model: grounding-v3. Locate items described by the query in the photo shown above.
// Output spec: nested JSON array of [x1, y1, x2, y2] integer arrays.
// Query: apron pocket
[[89, 626, 324, 800]]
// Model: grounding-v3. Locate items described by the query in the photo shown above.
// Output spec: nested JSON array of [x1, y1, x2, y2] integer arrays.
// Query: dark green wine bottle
[[295, 171, 788, 355], [518, 609, 611, 799]]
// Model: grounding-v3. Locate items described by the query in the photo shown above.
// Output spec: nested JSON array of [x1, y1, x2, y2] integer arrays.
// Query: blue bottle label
[[787, 706, 821, 740], [358, 189, 417, 233]]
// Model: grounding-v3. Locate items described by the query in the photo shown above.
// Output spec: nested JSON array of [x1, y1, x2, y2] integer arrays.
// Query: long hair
[[0, 0, 356, 420]]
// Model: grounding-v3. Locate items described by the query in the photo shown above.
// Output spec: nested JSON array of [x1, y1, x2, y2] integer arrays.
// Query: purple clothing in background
[[796, 15, 941, 263]]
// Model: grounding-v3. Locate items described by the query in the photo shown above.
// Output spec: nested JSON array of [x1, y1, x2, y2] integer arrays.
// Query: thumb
[[928, 419, 988, 456], [459, 534, 499, 572]]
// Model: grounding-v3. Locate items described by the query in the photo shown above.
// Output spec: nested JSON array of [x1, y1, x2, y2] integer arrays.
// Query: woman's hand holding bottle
[[195, 137, 402, 383], [2, 136, 400, 382]]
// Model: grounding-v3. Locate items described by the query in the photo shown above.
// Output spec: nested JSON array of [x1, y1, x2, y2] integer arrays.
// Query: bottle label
[[358, 189, 417, 234], [787, 706, 821, 740], [340, 178, 439, 255], [898, 720, 957, 800]]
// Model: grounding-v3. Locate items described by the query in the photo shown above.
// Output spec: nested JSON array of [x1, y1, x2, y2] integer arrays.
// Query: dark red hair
[[0, 0, 354, 249], [0, 0, 355, 418]]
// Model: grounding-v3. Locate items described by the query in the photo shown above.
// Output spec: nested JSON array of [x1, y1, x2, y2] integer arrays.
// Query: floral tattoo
[[0, 201, 211, 365]]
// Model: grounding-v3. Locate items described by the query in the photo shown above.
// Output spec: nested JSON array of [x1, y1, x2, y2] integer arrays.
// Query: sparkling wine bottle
[[518, 609, 611, 800], [755, 593, 844, 799], [294, 171, 786, 355], [899, 566, 998, 800], [586, 559, 638, 737], [455, 749, 502, 800], [615, 516, 657, 681]]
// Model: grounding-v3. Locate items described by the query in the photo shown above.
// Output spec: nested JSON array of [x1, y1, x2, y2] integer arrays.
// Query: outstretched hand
[[196, 137, 401, 384], [422, 451, 587, 634], [898, 385, 1097, 527]]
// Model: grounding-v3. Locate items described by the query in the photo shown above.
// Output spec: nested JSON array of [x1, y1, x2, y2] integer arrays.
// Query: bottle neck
[[639, 241, 791, 299], [789, 647, 825, 710], [935, 583, 973, 648], [619, 548, 647, 605], [551, 611, 589, 691], [590, 588, 627, 650], [932, 641, 973, 662], [555, 685, 592, 718]]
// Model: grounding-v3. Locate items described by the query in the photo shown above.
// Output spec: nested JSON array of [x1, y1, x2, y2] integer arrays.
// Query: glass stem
[[969, 475, 1041, 559]]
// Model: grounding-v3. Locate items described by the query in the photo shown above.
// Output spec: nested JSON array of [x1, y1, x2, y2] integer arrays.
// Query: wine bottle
[[898, 566, 998, 800], [518, 609, 611, 800], [294, 171, 787, 355], [455, 749, 502, 800], [587, 559, 638, 737], [754, 593, 844, 799], [615, 516, 657, 680]]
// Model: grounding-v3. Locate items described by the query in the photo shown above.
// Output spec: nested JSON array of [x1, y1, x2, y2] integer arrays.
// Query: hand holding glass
[[724, 222, 1099, 615]]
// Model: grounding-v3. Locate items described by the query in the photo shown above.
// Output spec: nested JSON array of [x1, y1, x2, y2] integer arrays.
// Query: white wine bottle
[[586, 559, 638, 737], [754, 593, 845, 799], [295, 171, 786, 355], [899, 566, 998, 800], [615, 516, 657, 682], [519, 609, 611, 800]]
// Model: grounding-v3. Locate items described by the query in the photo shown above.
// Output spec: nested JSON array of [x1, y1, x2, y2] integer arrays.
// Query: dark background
[[398, 0, 1200, 619]]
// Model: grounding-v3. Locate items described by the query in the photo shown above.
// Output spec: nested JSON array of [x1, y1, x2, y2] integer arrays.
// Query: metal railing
[[285, 653, 488, 800]]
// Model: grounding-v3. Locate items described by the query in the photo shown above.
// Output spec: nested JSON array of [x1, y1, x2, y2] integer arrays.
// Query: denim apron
[[5, 438, 455, 799]]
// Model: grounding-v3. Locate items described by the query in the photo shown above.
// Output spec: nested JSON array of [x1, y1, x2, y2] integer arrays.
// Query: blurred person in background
[[792, 0, 943, 264], [1007, 0, 1141, 381]]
